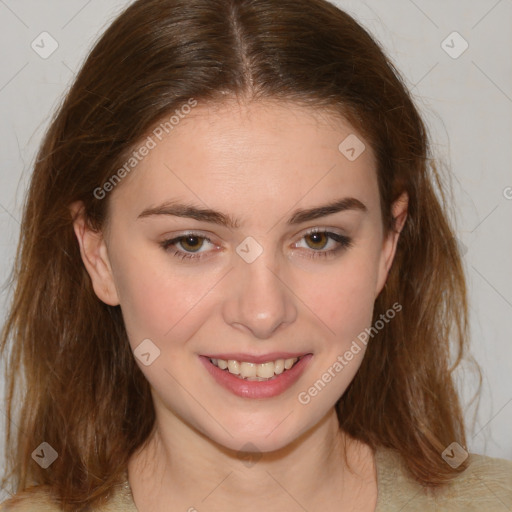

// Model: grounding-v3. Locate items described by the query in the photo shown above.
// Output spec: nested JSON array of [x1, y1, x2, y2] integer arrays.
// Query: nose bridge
[[222, 236, 296, 338]]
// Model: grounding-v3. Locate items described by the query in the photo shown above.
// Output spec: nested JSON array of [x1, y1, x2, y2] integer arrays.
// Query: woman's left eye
[[293, 230, 353, 259], [160, 230, 352, 262]]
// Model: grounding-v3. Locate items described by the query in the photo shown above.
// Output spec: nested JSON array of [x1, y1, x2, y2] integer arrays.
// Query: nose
[[222, 247, 297, 339]]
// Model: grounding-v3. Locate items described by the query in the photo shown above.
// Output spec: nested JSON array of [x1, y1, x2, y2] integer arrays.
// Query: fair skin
[[72, 98, 407, 511]]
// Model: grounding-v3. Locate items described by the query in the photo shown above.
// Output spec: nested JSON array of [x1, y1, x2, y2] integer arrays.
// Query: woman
[[1, 0, 511, 510]]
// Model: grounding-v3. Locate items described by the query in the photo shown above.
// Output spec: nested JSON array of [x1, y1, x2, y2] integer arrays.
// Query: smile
[[200, 353, 313, 399]]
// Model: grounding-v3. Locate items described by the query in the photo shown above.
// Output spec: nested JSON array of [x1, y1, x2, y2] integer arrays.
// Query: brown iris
[[304, 232, 329, 250], [180, 235, 204, 252]]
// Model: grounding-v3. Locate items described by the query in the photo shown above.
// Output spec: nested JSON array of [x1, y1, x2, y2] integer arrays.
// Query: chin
[[200, 412, 317, 456]]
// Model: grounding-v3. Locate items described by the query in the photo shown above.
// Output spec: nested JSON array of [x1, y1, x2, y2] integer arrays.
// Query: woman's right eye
[[160, 233, 217, 261]]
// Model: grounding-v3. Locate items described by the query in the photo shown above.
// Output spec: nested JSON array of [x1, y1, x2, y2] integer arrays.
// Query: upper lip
[[201, 352, 310, 364]]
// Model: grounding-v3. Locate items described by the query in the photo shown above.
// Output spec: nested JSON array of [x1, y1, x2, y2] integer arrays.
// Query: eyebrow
[[137, 197, 367, 228]]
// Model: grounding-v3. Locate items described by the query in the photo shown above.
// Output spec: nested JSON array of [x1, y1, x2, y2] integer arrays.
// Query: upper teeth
[[211, 357, 299, 379]]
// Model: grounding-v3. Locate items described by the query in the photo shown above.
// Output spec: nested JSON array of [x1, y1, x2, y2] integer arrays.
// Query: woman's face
[[76, 99, 406, 453]]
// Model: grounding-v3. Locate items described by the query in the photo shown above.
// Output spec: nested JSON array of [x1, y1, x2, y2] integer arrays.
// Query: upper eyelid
[[166, 226, 347, 240]]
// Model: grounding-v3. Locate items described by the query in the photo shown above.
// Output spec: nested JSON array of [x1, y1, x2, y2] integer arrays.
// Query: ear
[[375, 191, 408, 298], [70, 201, 120, 306]]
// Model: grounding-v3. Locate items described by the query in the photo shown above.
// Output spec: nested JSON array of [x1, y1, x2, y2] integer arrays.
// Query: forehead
[[107, 99, 379, 225]]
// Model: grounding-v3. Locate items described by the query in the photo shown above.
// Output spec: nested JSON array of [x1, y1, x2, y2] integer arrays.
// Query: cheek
[[300, 253, 379, 344], [111, 250, 199, 347], [295, 261, 377, 408]]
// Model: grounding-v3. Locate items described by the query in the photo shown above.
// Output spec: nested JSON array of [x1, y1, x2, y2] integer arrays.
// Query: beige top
[[1, 447, 511, 511]]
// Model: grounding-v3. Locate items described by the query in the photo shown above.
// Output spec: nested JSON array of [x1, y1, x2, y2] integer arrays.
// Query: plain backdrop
[[0, 0, 511, 493]]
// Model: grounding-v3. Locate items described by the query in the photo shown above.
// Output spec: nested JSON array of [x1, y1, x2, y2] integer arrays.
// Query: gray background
[[1, 0, 511, 494]]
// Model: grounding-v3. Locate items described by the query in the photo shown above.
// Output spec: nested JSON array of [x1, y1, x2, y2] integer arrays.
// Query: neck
[[127, 408, 376, 511]]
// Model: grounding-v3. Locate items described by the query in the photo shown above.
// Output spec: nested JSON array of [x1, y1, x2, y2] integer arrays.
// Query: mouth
[[208, 355, 304, 381], [199, 353, 313, 399]]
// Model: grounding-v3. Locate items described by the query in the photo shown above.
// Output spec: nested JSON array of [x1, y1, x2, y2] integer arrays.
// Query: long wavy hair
[[1, 0, 481, 509]]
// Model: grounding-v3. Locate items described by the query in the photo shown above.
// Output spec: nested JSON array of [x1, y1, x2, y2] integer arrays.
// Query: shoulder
[[436, 452, 512, 508], [375, 447, 512, 511], [0, 481, 136, 512]]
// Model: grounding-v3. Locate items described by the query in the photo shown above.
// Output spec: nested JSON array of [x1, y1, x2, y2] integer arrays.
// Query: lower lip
[[200, 354, 313, 399]]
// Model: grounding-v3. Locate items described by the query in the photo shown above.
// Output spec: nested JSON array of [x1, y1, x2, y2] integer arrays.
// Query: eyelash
[[159, 229, 353, 262]]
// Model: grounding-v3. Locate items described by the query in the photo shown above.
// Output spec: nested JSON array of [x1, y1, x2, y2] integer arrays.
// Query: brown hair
[[1, 0, 481, 509]]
